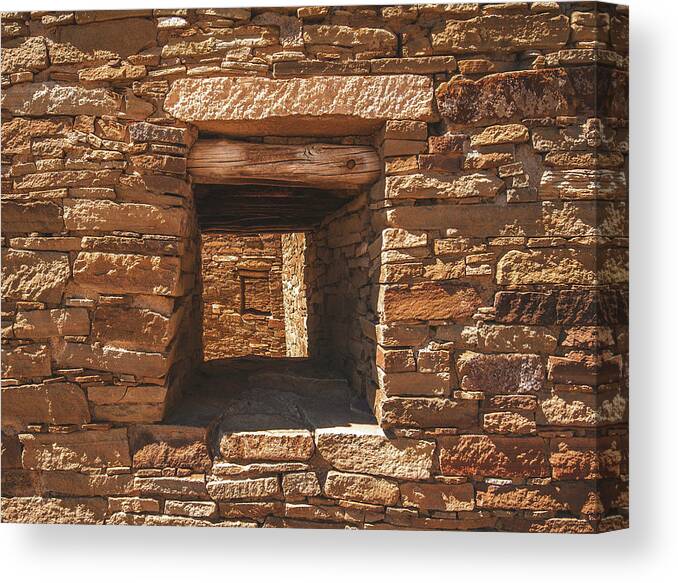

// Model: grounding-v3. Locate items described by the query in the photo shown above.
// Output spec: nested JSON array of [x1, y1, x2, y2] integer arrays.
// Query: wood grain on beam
[[188, 139, 380, 190]]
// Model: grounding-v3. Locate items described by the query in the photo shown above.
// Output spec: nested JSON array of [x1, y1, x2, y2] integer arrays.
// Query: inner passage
[[201, 232, 308, 360]]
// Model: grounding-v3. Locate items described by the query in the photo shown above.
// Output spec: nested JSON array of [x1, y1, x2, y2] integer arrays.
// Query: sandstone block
[[549, 437, 623, 480], [303, 25, 397, 54], [14, 308, 90, 339], [470, 124, 530, 146], [483, 411, 536, 435], [400, 482, 474, 512], [437, 68, 573, 128], [439, 435, 549, 478], [385, 172, 503, 200], [1, 496, 107, 525], [41, 471, 135, 497], [130, 425, 210, 471], [547, 353, 622, 385], [539, 392, 627, 427], [476, 485, 565, 511], [540, 169, 627, 200], [20, 428, 131, 471], [135, 475, 209, 500], [431, 13, 569, 53], [378, 370, 450, 397], [477, 324, 558, 353], [1, 343, 51, 380], [165, 76, 435, 135], [108, 496, 160, 514], [1, 37, 48, 74], [54, 342, 168, 379], [72, 252, 182, 296], [315, 425, 434, 480], [380, 228, 427, 250], [129, 122, 193, 145], [379, 397, 478, 429], [1, 201, 64, 233], [496, 249, 597, 286], [219, 429, 314, 462], [2, 382, 90, 427], [457, 351, 545, 393], [64, 200, 188, 236], [13, 169, 121, 191], [379, 283, 482, 322], [1, 117, 70, 155], [281, 472, 321, 499], [91, 306, 176, 353], [494, 291, 557, 325], [165, 500, 218, 518], [324, 470, 399, 506], [376, 347, 416, 373], [1, 82, 122, 116], [206, 477, 281, 501], [1, 249, 70, 303]]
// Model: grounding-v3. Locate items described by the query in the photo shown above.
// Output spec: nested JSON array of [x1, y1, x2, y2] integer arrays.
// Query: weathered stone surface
[[315, 425, 434, 480], [1, 37, 48, 74], [540, 169, 627, 200], [207, 477, 281, 500], [134, 475, 209, 500], [380, 283, 482, 322], [432, 13, 569, 53], [41, 471, 134, 497], [130, 425, 210, 471], [63, 200, 187, 236], [281, 472, 321, 499], [2, 382, 90, 427], [14, 308, 90, 339], [540, 392, 627, 427], [91, 306, 175, 353], [378, 370, 450, 397], [470, 124, 530, 147], [1, 496, 107, 524], [483, 411, 536, 435], [439, 435, 549, 478], [1, 117, 69, 155], [165, 76, 435, 135], [53, 17, 156, 60], [219, 429, 315, 462], [477, 324, 558, 353], [1, 343, 51, 379], [379, 397, 478, 428], [437, 68, 574, 127], [400, 482, 474, 512], [324, 471, 399, 506], [385, 172, 503, 200], [494, 291, 557, 325], [165, 500, 218, 518], [548, 353, 622, 386], [108, 496, 160, 514], [53, 342, 168, 378], [476, 485, 565, 511], [129, 122, 193, 145], [1, 201, 63, 234], [457, 351, 545, 393], [20, 429, 131, 471], [1, 82, 122, 116], [72, 252, 182, 296], [1, 249, 70, 303], [496, 249, 597, 286], [13, 169, 121, 191], [549, 437, 623, 480], [303, 25, 397, 54]]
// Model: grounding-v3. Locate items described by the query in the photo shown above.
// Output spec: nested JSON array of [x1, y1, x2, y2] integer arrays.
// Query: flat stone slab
[[164, 75, 435, 136]]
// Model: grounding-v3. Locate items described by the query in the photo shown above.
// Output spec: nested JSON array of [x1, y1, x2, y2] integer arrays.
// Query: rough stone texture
[[315, 426, 434, 480], [72, 252, 182, 296], [1, 249, 70, 303], [1, 5, 628, 533], [165, 75, 435, 135]]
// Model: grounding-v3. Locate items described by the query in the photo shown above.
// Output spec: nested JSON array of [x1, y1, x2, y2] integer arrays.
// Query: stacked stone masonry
[[1, 3, 628, 533]]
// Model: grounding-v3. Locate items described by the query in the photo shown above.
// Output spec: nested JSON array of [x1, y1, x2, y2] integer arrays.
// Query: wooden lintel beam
[[188, 139, 381, 190]]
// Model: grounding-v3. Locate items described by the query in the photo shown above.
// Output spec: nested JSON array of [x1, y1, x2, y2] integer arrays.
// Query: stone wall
[[281, 232, 308, 358], [201, 232, 286, 359], [1, 4, 628, 532]]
